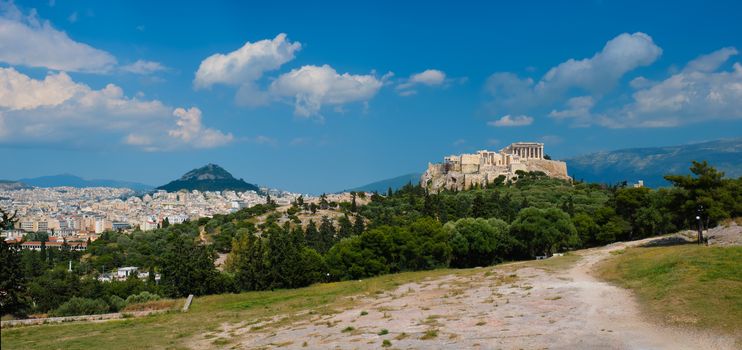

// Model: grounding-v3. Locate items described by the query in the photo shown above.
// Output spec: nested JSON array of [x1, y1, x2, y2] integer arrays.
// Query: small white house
[[117, 266, 139, 279]]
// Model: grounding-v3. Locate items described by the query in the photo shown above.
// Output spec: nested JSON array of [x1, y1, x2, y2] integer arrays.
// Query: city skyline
[[1, 0, 741, 193]]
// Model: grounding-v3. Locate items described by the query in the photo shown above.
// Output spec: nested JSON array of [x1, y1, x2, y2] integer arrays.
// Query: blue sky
[[1, 0, 741, 193]]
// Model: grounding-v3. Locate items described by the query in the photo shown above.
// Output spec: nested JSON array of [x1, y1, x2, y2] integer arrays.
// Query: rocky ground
[[189, 236, 737, 350]]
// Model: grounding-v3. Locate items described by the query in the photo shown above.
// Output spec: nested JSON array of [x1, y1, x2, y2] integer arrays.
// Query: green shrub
[[51, 297, 110, 317], [107, 295, 127, 312], [125, 291, 161, 305]]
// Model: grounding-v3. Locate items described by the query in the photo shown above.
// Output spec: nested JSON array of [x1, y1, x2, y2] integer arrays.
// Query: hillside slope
[[157, 164, 260, 193], [3, 238, 737, 349], [566, 138, 742, 187], [342, 173, 421, 193]]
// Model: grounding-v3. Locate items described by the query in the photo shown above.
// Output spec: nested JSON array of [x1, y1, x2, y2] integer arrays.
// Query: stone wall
[[421, 145, 571, 192]]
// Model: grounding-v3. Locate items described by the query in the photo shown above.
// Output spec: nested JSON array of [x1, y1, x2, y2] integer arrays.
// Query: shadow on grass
[[640, 235, 695, 248]]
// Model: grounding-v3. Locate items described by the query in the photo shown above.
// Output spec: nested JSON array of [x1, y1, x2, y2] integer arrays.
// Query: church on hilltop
[[421, 142, 570, 191]]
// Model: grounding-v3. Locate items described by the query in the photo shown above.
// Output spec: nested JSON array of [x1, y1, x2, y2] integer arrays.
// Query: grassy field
[[596, 244, 742, 339], [1, 267, 487, 350]]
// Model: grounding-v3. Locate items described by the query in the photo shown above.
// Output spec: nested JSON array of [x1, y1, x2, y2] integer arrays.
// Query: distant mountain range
[[157, 164, 261, 193], [343, 173, 421, 193], [566, 138, 742, 187], [15, 174, 153, 191]]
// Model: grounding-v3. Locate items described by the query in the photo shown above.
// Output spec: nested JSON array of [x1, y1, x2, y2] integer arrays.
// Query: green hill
[[157, 164, 260, 193]]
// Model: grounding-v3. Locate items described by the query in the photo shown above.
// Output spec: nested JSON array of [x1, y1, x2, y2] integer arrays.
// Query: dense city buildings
[[0, 186, 306, 243]]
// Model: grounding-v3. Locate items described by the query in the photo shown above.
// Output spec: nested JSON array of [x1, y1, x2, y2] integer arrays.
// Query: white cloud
[[396, 69, 447, 95], [121, 60, 167, 75], [486, 32, 661, 113], [167, 107, 233, 149], [536, 32, 661, 95], [548, 96, 595, 126], [269, 64, 383, 117], [600, 48, 742, 128], [0, 67, 85, 109], [194, 33, 301, 89], [0, 1, 116, 73], [0, 68, 232, 150], [410, 69, 446, 85], [488, 114, 534, 127], [67, 11, 77, 23], [683, 47, 738, 73]]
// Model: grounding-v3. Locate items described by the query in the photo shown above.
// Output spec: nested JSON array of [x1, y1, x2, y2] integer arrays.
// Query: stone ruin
[[421, 142, 571, 191]]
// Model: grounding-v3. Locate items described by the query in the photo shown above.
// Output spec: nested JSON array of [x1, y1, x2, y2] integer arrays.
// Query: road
[[192, 239, 736, 349]]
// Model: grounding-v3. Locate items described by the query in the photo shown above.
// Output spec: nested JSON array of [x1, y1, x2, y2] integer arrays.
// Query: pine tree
[[1, 240, 28, 317], [353, 215, 365, 236], [472, 193, 486, 218], [318, 216, 336, 253], [291, 225, 306, 247], [337, 215, 353, 240], [305, 220, 321, 252], [350, 192, 357, 212]]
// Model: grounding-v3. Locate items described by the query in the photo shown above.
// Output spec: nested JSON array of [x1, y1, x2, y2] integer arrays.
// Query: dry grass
[[122, 299, 179, 312]]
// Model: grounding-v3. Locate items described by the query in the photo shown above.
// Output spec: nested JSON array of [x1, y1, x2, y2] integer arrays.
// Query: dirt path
[[192, 239, 736, 349]]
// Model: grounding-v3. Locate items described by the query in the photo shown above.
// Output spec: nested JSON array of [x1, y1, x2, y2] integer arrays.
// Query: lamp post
[[696, 205, 704, 245]]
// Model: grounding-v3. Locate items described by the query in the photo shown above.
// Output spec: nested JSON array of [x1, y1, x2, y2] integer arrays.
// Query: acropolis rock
[[421, 142, 570, 191]]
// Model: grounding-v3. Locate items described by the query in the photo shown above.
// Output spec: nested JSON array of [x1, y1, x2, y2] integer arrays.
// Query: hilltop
[[157, 164, 260, 193], [567, 138, 742, 187]]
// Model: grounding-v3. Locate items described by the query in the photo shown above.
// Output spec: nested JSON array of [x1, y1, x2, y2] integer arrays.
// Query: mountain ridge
[[17, 174, 152, 191], [565, 138, 742, 187], [342, 173, 422, 193]]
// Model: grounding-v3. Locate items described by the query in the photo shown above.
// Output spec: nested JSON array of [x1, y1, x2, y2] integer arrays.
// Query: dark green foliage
[[51, 297, 110, 317], [6, 161, 739, 319], [337, 215, 354, 240], [665, 160, 742, 226], [1, 240, 28, 317], [156, 164, 260, 193], [160, 233, 219, 297], [445, 218, 514, 267], [317, 216, 337, 254], [510, 208, 579, 257], [325, 218, 450, 280], [125, 291, 160, 305]]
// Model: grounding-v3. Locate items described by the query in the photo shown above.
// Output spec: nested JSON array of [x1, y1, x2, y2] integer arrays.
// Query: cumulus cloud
[[194, 33, 301, 89], [0, 68, 232, 150], [548, 96, 596, 127], [600, 47, 742, 128], [0, 67, 85, 109], [269, 64, 383, 117], [166, 107, 233, 148], [487, 114, 534, 127], [0, 1, 117, 73], [396, 69, 447, 95], [486, 32, 661, 114], [410, 69, 446, 85], [121, 60, 168, 75]]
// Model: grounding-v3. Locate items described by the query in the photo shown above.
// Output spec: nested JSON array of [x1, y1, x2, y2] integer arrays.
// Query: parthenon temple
[[421, 142, 570, 191]]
